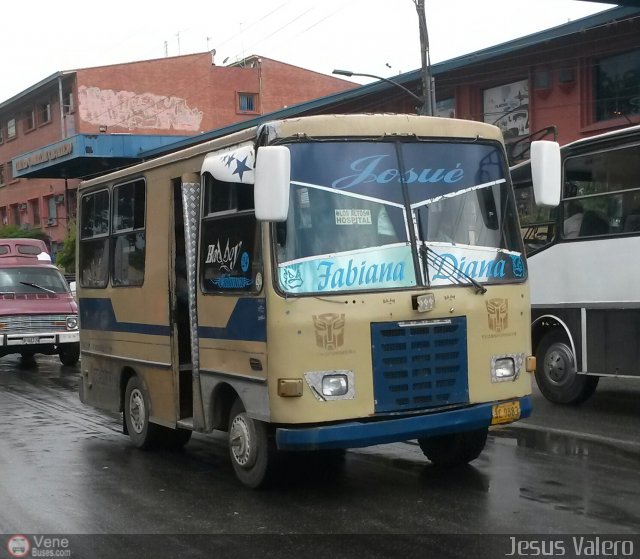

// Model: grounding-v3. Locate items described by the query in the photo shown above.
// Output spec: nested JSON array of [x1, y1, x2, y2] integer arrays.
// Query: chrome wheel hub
[[229, 413, 256, 469], [129, 388, 145, 434]]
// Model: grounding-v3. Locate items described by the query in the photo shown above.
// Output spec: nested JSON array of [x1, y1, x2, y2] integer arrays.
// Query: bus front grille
[[370, 317, 469, 413]]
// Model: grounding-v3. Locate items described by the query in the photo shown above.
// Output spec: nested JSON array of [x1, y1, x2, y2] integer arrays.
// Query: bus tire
[[59, 343, 80, 366], [124, 376, 161, 449], [228, 398, 275, 488], [418, 428, 488, 467], [535, 330, 599, 405]]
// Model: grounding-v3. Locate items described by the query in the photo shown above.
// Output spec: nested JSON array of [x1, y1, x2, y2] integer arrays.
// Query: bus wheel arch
[[533, 324, 598, 405], [210, 382, 238, 431]]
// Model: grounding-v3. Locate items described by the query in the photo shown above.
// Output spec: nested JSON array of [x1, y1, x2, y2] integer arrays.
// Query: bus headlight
[[490, 354, 525, 383], [66, 316, 78, 330], [304, 370, 355, 401], [322, 374, 348, 397]]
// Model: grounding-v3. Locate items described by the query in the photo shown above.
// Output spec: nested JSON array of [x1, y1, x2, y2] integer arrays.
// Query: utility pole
[[414, 0, 433, 116]]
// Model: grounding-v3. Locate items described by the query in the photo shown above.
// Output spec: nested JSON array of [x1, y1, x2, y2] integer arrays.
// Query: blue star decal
[[232, 156, 252, 181]]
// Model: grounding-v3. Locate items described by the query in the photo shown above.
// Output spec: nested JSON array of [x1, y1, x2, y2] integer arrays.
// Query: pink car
[[0, 238, 79, 365]]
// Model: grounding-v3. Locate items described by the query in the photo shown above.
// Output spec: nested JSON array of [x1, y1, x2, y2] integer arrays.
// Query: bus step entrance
[[177, 417, 194, 430]]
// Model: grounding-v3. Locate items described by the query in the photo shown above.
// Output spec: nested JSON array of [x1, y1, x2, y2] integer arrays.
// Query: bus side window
[[200, 174, 261, 294], [79, 189, 110, 289]]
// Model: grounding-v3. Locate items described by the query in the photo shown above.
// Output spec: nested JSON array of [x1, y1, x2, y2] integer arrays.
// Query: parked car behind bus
[[0, 238, 80, 365]]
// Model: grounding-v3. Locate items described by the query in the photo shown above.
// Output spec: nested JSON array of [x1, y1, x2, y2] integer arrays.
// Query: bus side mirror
[[254, 146, 290, 221], [530, 140, 561, 207]]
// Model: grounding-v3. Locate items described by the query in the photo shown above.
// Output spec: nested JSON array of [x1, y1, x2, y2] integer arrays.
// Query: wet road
[[1, 355, 639, 554]]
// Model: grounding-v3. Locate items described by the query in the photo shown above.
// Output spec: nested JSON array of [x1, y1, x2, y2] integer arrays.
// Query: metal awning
[[13, 133, 193, 179]]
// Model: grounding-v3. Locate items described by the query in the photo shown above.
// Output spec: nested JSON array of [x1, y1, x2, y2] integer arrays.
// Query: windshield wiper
[[19, 281, 56, 294], [422, 244, 487, 295]]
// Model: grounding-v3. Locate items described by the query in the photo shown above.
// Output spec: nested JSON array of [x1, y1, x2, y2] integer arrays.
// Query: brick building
[[0, 52, 354, 254], [144, 6, 640, 167]]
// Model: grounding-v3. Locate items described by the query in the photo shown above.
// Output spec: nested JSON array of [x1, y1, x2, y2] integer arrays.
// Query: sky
[[0, 0, 617, 103]]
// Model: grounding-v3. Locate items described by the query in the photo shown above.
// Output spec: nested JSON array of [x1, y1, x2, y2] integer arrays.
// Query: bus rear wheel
[[124, 376, 161, 449], [418, 428, 488, 467], [535, 330, 599, 405], [59, 343, 80, 366], [228, 399, 276, 488]]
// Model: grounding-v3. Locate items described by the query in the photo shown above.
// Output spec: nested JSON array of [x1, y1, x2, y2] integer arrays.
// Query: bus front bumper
[[275, 396, 532, 451]]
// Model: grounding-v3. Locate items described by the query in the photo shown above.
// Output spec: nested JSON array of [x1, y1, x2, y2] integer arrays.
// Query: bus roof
[[79, 114, 505, 190]]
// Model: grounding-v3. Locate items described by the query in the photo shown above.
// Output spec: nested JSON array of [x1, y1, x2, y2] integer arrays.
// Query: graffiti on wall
[[78, 86, 203, 131]]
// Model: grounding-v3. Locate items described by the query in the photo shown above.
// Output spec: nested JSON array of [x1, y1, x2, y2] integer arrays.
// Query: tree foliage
[[56, 221, 76, 273], [0, 224, 50, 241]]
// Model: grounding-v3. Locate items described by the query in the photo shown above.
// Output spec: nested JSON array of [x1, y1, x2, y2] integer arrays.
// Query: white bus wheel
[[535, 331, 599, 405], [228, 399, 275, 488]]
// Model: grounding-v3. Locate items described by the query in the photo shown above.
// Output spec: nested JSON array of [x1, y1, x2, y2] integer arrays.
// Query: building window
[[63, 91, 74, 114], [40, 102, 51, 125], [238, 93, 257, 113], [24, 108, 35, 132], [7, 118, 16, 139], [111, 179, 146, 287], [435, 97, 456, 119], [0, 126, 3, 144], [483, 79, 529, 139], [0, 207, 7, 226], [30, 199, 41, 227], [595, 49, 640, 122], [0, 164, 5, 187]]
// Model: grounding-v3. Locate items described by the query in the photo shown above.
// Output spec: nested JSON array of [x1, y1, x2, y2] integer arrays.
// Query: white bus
[[512, 125, 640, 404]]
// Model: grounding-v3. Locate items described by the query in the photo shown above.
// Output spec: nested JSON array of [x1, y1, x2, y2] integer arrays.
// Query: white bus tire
[[535, 330, 599, 405]]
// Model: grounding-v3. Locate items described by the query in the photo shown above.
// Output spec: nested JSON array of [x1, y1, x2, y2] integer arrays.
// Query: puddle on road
[[492, 426, 640, 466]]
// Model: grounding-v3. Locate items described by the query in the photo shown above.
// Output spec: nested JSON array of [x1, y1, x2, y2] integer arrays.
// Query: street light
[[332, 69, 426, 114]]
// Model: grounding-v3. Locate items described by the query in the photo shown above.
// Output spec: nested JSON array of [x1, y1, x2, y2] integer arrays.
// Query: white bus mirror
[[530, 140, 561, 207], [254, 146, 290, 222]]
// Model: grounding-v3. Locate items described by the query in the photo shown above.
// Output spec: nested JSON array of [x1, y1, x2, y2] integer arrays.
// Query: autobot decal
[[486, 298, 508, 332], [313, 313, 346, 350]]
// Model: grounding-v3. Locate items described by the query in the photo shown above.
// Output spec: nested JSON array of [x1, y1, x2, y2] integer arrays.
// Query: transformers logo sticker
[[313, 313, 346, 350], [486, 298, 509, 333]]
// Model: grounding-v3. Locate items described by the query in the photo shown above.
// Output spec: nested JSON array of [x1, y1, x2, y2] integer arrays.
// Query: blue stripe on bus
[[275, 396, 533, 451], [79, 298, 171, 336], [79, 297, 266, 342], [198, 298, 267, 342]]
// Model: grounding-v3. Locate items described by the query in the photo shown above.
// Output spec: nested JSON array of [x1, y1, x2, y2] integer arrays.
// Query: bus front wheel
[[418, 428, 488, 466], [124, 376, 161, 449], [535, 330, 599, 405], [228, 399, 275, 488]]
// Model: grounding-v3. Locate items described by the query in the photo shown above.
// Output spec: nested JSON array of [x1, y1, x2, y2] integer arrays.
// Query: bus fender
[[531, 314, 577, 364]]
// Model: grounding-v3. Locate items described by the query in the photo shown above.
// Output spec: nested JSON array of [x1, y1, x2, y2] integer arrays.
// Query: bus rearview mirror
[[254, 146, 291, 221], [530, 140, 561, 207]]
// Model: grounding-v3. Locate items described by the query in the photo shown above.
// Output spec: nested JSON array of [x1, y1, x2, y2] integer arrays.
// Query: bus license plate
[[24, 336, 40, 344], [491, 401, 521, 425]]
